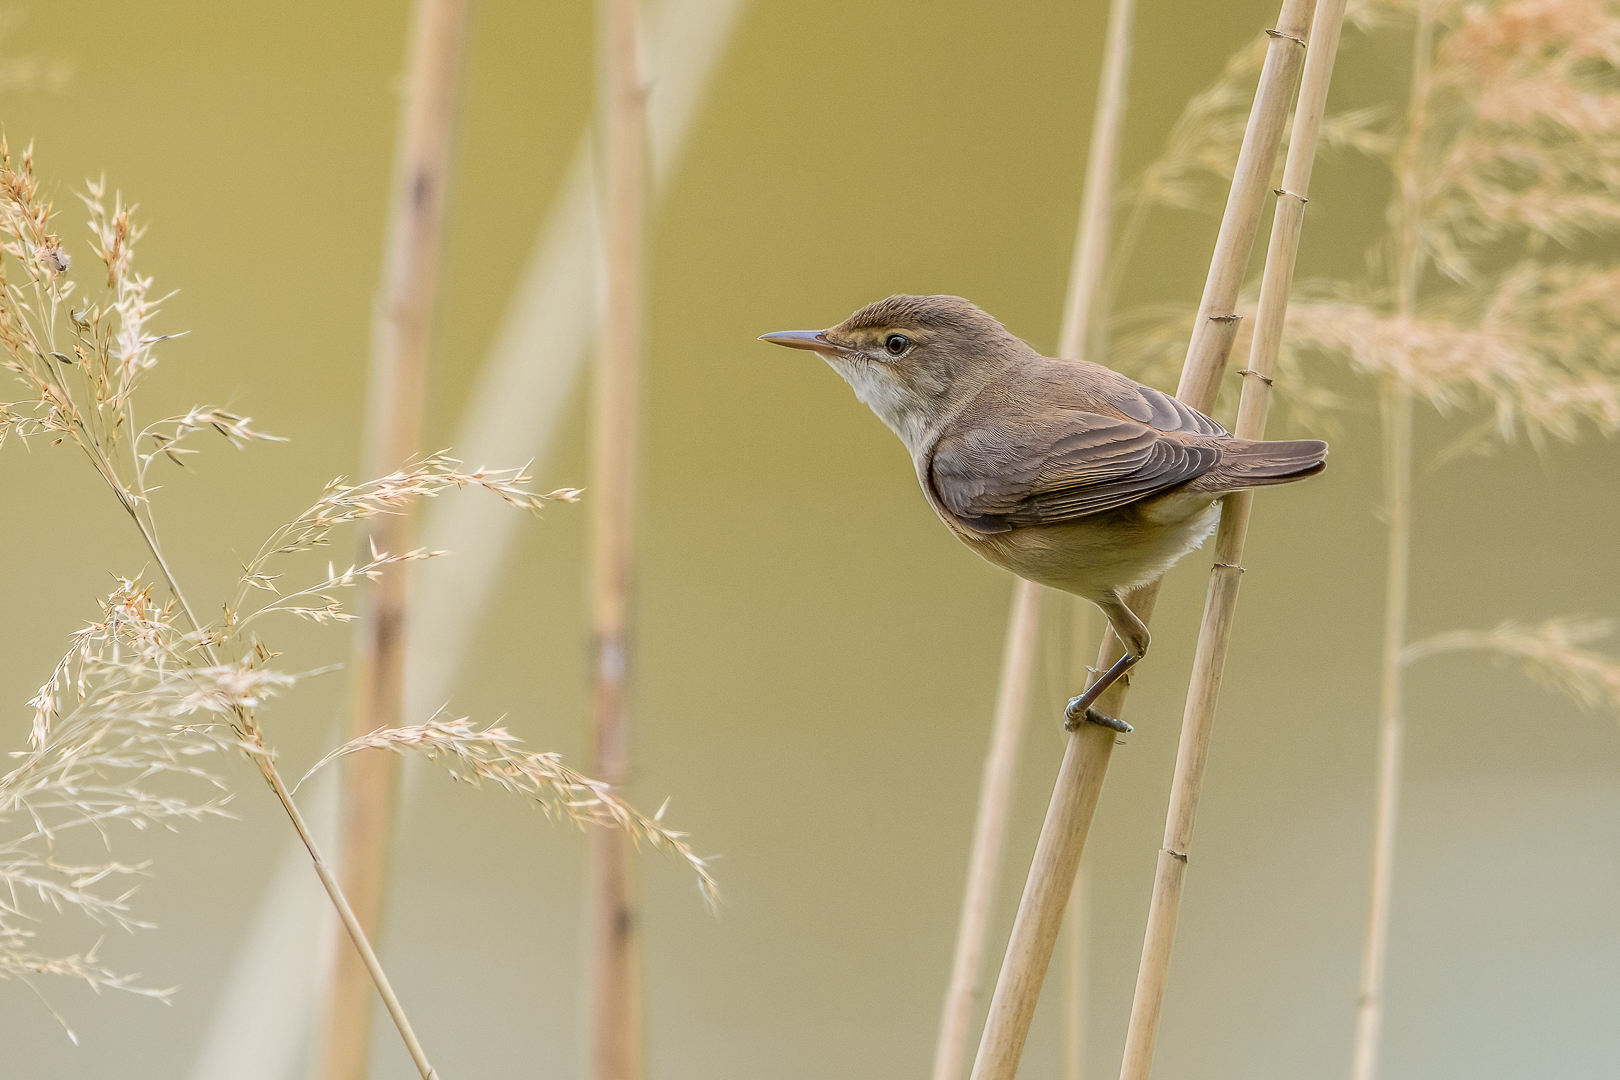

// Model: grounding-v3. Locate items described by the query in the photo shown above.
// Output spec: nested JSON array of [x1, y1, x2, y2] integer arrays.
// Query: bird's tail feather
[[1190, 438, 1328, 492]]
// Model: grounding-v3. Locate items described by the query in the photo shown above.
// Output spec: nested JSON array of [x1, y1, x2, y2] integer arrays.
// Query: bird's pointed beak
[[759, 329, 848, 355]]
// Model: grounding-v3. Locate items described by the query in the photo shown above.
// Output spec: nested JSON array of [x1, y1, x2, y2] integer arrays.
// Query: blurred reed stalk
[[323, 3, 469, 1078], [1350, 7, 1433, 1077], [931, 580, 1042, 1080], [929, 4, 1134, 1079], [591, 0, 648, 1075], [1056, 589, 1101, 1080], [967, 4, 1317, 1077], [1116, 3, 1348, 1077], [1061, 866, 1090, 1080]]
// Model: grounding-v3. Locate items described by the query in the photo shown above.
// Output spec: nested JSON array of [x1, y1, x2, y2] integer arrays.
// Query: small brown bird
[[762, 295, 1327, 731]]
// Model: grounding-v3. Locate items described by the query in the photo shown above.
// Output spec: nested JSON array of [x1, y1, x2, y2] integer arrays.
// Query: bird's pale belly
[[959, 491, 1223, 604]]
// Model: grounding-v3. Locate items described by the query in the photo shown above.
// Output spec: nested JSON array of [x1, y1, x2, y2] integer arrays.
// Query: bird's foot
[[1064, 698, 1133, 734]]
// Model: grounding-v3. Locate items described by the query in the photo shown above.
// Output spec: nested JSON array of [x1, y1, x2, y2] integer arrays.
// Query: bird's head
[[761, 294, 1024, 455]]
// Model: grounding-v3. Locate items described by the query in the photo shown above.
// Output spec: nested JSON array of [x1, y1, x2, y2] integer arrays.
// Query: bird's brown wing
[[1093, 371, 1229, 438], [929, 410, 1222, 533]]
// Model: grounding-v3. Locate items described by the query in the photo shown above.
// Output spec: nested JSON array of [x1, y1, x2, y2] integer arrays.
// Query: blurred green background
[[2, 1, 1619, 1078]]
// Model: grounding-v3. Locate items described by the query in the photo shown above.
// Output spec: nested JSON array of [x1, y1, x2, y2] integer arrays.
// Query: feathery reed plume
[[300, 717, 717, 905], [0, 147, 711, 1074], [327, 1, 470, 1075], [1403, 618, 1620, 711], [967, 5, 1317, 1078], [3, 577, 235, 1034], [1117, 3, 1349, 1077], [931, 5, 1135, 1079]]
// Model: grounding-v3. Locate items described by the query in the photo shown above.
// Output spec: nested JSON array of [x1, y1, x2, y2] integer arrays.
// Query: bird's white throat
[[824, 356, 935, 457]]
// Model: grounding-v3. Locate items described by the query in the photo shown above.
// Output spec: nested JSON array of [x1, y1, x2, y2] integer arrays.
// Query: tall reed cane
[[929, 3, 1135, 1078], [1116, 3, 1348, 1077], [1350, 7, 1434, 1076], [590, 0, 648, 1076], [324, 3, 469, 1078], [967, 3, 1316, 1076]]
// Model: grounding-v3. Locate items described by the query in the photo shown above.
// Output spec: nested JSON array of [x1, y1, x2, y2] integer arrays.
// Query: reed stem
[[1061, 0, 1136, 365], [91, 445, 445, 1079], [1352, 6, 1433, 1074], [930, 5, 1133, 1076], [1115, 3, 1347, 1076], [256, 753, 440, 1080], [1062, 860, 1092, 1080], [1353, 380, 1411, 1080], [590, 0, 647, 1076], [324, 3, 469, 1077], [933, 6, 1134, 1075], [967, 4, 1314, 1076], [932, 581, 1043, 1080]]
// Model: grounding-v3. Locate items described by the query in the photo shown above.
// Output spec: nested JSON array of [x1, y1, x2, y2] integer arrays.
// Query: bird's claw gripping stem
[[1061, 650, 1140, 734], [1064, 701, 1133, 734]]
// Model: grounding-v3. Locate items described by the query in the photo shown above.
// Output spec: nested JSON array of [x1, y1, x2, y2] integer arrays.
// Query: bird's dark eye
[[884, 333, 911, 356]]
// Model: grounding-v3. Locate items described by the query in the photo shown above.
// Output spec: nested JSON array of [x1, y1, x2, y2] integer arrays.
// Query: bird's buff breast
[[956, 492, 1223, 603]]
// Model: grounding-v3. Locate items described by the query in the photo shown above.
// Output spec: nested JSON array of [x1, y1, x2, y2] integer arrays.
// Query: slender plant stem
[[931, 7, 1134, 1076], [1061, 0, 1137, 365], [1177, 0, 1313, 402], [932, 581, 1043, 1080], [324, 3, 470, 1077], [967, 4, 1315, 1076], [90, 448, 445, 1079], [256, 752, 440, 1080], [1116, 3, 1347, 1077], [591, 0, 647, 1076], [1352, 7, 1433, 1075], [1062, 595, 1098, 1080], [1063, 853, 1092, 1080], [1353, 380, 1411, 1080]]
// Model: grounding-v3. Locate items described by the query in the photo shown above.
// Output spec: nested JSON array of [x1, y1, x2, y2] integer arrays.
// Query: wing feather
[[930, 409, 1221, 531]]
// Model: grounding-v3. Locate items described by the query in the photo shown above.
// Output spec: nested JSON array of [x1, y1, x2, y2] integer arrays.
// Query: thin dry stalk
[[931, 580, 1043, 1080], [1062, 0, 1138, 364], [1353, 380, 1410, 1080], [325, 2, 470, 1077], [1060, 594, 1100, 1080], [591, 0, 648, 1076], [967, 7, 1317, 1078], [1177, 0, 1317, 407], [1352, 7, 1433, 1075], [1062, 857, 1093, 1080], [1116, 3, 1349, 1077], [931, 4, 1134, 1078]]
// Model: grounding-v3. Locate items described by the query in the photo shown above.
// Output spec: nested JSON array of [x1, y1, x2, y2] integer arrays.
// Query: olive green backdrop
[[2, 1, 1618, 1078]]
